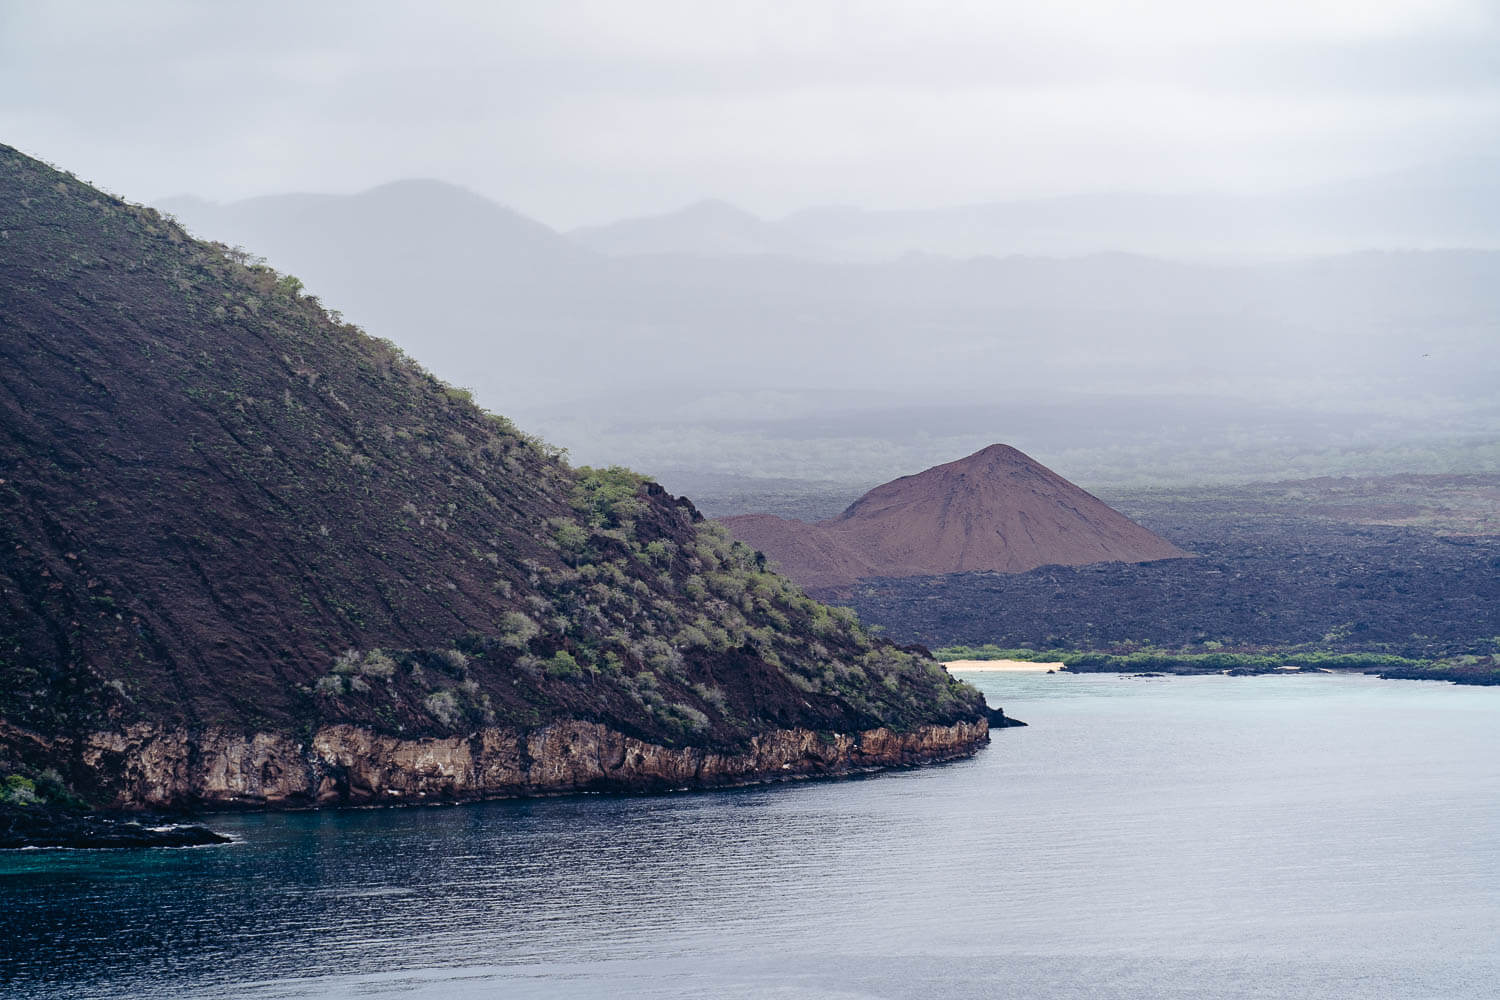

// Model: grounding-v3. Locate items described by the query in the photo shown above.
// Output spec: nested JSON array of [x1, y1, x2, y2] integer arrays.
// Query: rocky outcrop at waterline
[[0, 803, 230, 849], [985, 706, 1027, 728], [74, 717, 990, 810]]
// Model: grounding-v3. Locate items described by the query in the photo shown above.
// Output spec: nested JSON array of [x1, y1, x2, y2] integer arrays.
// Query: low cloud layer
[[3, 1, 1497, 226]]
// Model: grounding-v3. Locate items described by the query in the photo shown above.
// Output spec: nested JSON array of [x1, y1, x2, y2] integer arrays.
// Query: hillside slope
[[0, 145, 987, 809], [721, 445, 1187, 589]]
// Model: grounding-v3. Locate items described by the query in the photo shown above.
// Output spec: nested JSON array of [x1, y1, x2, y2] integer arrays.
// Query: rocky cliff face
[[75, 718, 988, 809]]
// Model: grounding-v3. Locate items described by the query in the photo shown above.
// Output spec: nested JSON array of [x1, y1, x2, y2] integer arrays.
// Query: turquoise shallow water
[[3, 672, 1497, 999]]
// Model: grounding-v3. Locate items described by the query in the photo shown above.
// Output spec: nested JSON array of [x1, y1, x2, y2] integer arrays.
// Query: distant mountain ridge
[[570, 198, 817, 257], [564, 157, 1500, 260], [166, 155, 1500, 266], [720, 445, 1188, 589], [152, 176, 1500, 487]]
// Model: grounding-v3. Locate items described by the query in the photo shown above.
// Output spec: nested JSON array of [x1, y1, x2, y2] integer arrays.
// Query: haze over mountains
[[157, 161, 1500, 494], [572, 158, 1500, 260]]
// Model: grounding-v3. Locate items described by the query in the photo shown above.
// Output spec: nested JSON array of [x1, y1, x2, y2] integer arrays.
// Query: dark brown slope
[[0, 145, 986, 806], [721, 444, 1188, 589]]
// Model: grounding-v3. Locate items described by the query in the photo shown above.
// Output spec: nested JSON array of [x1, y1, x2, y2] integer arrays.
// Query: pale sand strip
[[943, 659, 1066, 672]]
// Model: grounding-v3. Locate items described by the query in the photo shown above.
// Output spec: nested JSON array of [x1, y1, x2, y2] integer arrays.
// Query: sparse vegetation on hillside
[[297, 509, 981, 743], [0, 143, 985, 802]]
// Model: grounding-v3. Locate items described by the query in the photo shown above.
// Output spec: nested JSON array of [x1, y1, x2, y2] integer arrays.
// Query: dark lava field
[[813, 476, 1500, 660]]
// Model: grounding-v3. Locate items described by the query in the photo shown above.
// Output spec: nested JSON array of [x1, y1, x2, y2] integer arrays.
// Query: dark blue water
[[3, 672, 1497, 999]]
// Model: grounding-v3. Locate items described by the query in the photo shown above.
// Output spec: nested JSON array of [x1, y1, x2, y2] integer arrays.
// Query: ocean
[[3, 671, 1496, 999]]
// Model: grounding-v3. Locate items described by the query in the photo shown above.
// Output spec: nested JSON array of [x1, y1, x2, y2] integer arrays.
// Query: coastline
[[69, 717, 991, 812], [1, 717, 992, 847], [944, 659, 1065, 672]]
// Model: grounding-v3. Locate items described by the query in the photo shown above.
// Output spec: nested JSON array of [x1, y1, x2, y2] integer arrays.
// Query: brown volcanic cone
[[721, 444, 1187, 589]]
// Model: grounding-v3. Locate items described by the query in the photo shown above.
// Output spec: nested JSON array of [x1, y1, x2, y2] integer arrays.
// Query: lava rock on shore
[[0, 804, 230, 849]]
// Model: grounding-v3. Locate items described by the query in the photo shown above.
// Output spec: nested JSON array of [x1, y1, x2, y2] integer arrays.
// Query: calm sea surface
[[3, 672, 1497, 999]]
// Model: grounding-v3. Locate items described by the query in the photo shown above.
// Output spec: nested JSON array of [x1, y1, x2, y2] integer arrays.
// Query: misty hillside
[[156, 181, 603, 393], [158, 180, 1500, 488]]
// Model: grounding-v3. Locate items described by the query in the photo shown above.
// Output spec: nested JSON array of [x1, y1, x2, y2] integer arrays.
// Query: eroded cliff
[[78, 718, 989, 809]]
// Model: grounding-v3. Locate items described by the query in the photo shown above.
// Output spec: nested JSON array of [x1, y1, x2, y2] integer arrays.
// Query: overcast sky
[[3, 0, 1497, 228]]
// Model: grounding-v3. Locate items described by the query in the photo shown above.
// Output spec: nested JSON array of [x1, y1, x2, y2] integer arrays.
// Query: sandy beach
[[943, 659, 1066, 672]]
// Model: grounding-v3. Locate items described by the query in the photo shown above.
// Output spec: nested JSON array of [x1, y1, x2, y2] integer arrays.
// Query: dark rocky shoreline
[[72, 717, 992, 811], [2, 710, 1009, 847], [0, 803, 230, 850], [987, 706, 1028, 727]]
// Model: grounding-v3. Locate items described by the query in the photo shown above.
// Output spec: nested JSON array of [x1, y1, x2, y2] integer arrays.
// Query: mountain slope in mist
[[155, 179, 1500, 486], [581, 158, 1500, 260], [571, 198, 817, 257]]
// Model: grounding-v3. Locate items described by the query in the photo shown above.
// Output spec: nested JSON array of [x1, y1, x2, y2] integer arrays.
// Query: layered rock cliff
[[0, 144, 990, 812], [74, 718, 988, 809]]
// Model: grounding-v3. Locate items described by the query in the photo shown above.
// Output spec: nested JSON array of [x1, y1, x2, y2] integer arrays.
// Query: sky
[[2, 0, 1498, 228]]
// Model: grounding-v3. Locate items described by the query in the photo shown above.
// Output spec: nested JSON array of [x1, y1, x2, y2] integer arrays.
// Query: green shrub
[[1, 775, 39, 806], [572, 466, 647, 531], [359, 649, 397, 679], [663, 702, 710, 734], [691, 682, 729, 715], [31, 770, 84, 810], [642, 639, 684, 675], [675, 624, 712, 649], [550, 518, 589, 555], [315, 674, 347, 696], [545, 650, 584, 680], [424, 690, 463, 727], [499, 611, 540, 649]]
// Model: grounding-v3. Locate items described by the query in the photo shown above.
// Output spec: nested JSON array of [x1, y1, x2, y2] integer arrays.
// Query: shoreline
[[68, 717, 992, 812], [2, 717, 993, 847], [943, 659, 1065, 672]]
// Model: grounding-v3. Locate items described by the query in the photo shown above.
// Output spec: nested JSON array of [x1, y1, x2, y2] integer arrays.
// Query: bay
[[3, 672, 1497, 999]]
